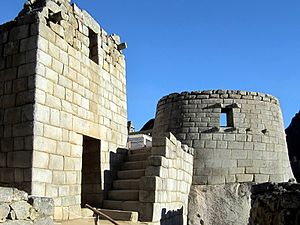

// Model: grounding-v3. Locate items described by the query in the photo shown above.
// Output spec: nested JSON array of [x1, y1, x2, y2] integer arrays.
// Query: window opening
[[89, 28, 99, 64], [220, 108, 234, 127]]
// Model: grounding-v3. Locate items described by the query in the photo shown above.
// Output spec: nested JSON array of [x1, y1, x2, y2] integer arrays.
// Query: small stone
[[28, 197, 54, 217], [0, 203, 10, 222], [10, 201, 31, 220], [13, 188, 28, 202], [8, 210, 16, 220], [0, 187, 14, 202], [34, 216, 54, 225]]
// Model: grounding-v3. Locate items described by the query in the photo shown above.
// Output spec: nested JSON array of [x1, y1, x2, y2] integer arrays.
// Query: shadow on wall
[[160, 207, 183, 225], [104, 149, 127, 199]]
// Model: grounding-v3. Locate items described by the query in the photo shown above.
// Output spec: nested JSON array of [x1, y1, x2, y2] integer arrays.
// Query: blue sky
[[1, 0, 300, 129]]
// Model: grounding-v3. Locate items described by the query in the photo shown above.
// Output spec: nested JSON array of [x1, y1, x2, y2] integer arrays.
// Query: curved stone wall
[[153, 90, 294, 185]]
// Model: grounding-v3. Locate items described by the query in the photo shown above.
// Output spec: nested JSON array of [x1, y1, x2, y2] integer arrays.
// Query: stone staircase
[[102, 147, 151, 221]]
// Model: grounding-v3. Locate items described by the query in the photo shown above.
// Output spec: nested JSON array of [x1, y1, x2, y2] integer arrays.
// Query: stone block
[[238, 159, 253, 167], [149, 156, 168, 167], [37, 50, 52, 68], [254, 174, 269, 183], [18, 63, 36, 78], [7, 151, 32, 168], [56, 142, 71, 156], [232, 150, 247, 160], [236, 174, 253, 182], [10, 201, 31, 220], [228, 141, 242, 150], [10, 25, 30, 41], [29, 196, 54, 217], [223, 134, 235, 141], [44, 125, 62, 141], [205, 141, 216, 148], [52, 171, 65, 184], [139, 190, 155, 203], [20, 36, 38, 53], [207, 175, 225, 185], [4, 41, 19, 56], [34, 216, 54, 225], [32, 168, 52, 183], [0, 187, 13, 202], [13, 188, 28, 202], [217, 141, 227, 149], [49, 155, 64, 170], [45, 94, 61, 110], [0, 203, 10, 222], [139, 176, 162, 191], [16, 90, 35, 106]]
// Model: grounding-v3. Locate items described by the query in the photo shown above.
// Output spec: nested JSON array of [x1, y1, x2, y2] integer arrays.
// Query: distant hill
[[286, 111, 300, 181]]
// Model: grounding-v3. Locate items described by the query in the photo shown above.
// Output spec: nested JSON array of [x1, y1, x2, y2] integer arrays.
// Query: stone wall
[[0, 3, 38, 192], [153, 90, 294, 185], [0, 187, 53, 224], [249, 182, 300, 225], [0, 0, 128, 220], [139, 132, 194, 223]]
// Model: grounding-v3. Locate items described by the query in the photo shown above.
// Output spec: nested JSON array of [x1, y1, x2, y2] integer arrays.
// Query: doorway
[[81, 136, 102, 207]]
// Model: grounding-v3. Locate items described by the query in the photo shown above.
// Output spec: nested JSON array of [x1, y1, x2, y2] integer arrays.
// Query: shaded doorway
[[81, 136, 102, 207]]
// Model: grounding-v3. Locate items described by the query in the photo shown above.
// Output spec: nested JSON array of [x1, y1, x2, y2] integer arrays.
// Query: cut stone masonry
[[0, 0, 296, 224]]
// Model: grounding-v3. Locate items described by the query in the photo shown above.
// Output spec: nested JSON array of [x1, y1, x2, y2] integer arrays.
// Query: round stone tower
[[153, 90, 294, 185]]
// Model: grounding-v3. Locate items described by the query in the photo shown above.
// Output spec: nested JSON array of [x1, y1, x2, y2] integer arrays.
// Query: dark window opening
[[89, 28, 99, 64], [81, 136, 101, 207], [220, 108, 234, 127]]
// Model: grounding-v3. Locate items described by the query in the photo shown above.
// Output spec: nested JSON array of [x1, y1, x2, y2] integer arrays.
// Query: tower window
[[220, 108, 234, 127], [89, 28, 99, 64]]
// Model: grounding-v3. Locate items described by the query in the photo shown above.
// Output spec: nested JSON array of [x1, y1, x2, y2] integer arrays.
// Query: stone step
[[100, 209, 139, 222], [56, 218, 144, 225], [113, 179, 140, 190], [118, 169, 145, 179], [127, 153, 149, 162], [121, 160, 148, 170], [108, 190, 139, 201], [103, 200, 141, 212], [128, 148, 151, 155]]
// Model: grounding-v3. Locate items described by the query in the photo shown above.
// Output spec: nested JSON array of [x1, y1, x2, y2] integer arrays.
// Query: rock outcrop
[[0, 187, 54, 224], [286, 111, 300, 181], [249, 182, 300, 225]]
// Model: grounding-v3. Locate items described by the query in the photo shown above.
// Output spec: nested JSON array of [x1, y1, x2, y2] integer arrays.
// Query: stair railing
[[85, 204, 121, 225]]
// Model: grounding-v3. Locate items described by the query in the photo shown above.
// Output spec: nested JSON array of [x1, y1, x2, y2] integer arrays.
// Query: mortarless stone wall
[[153, 90, 294, 185], [139, 132, 194, 224], [0, 0, 127, 220]]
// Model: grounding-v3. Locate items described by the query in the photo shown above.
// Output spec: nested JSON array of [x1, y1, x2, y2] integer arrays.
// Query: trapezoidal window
[[220, 108, 234, 127], [89, 28, 99, 64]]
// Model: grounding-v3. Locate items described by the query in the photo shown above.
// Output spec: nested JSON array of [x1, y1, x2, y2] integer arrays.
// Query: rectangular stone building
[[0, 0, 128, 220]]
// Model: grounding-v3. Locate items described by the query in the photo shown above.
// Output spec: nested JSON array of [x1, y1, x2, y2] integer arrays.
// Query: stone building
[[0, 0, 193, 223], [152, 90, 294, 224], [153, 90, 293, 184], [0, 0, 128, 220], [0, 0, 295, 224]]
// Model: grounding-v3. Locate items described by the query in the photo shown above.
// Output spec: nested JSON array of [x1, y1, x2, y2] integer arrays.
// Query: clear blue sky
[[1, 0, 300, 130]]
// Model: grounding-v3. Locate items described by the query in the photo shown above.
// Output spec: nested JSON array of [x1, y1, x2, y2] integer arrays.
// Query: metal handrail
[[85, 204, 121, 225]]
